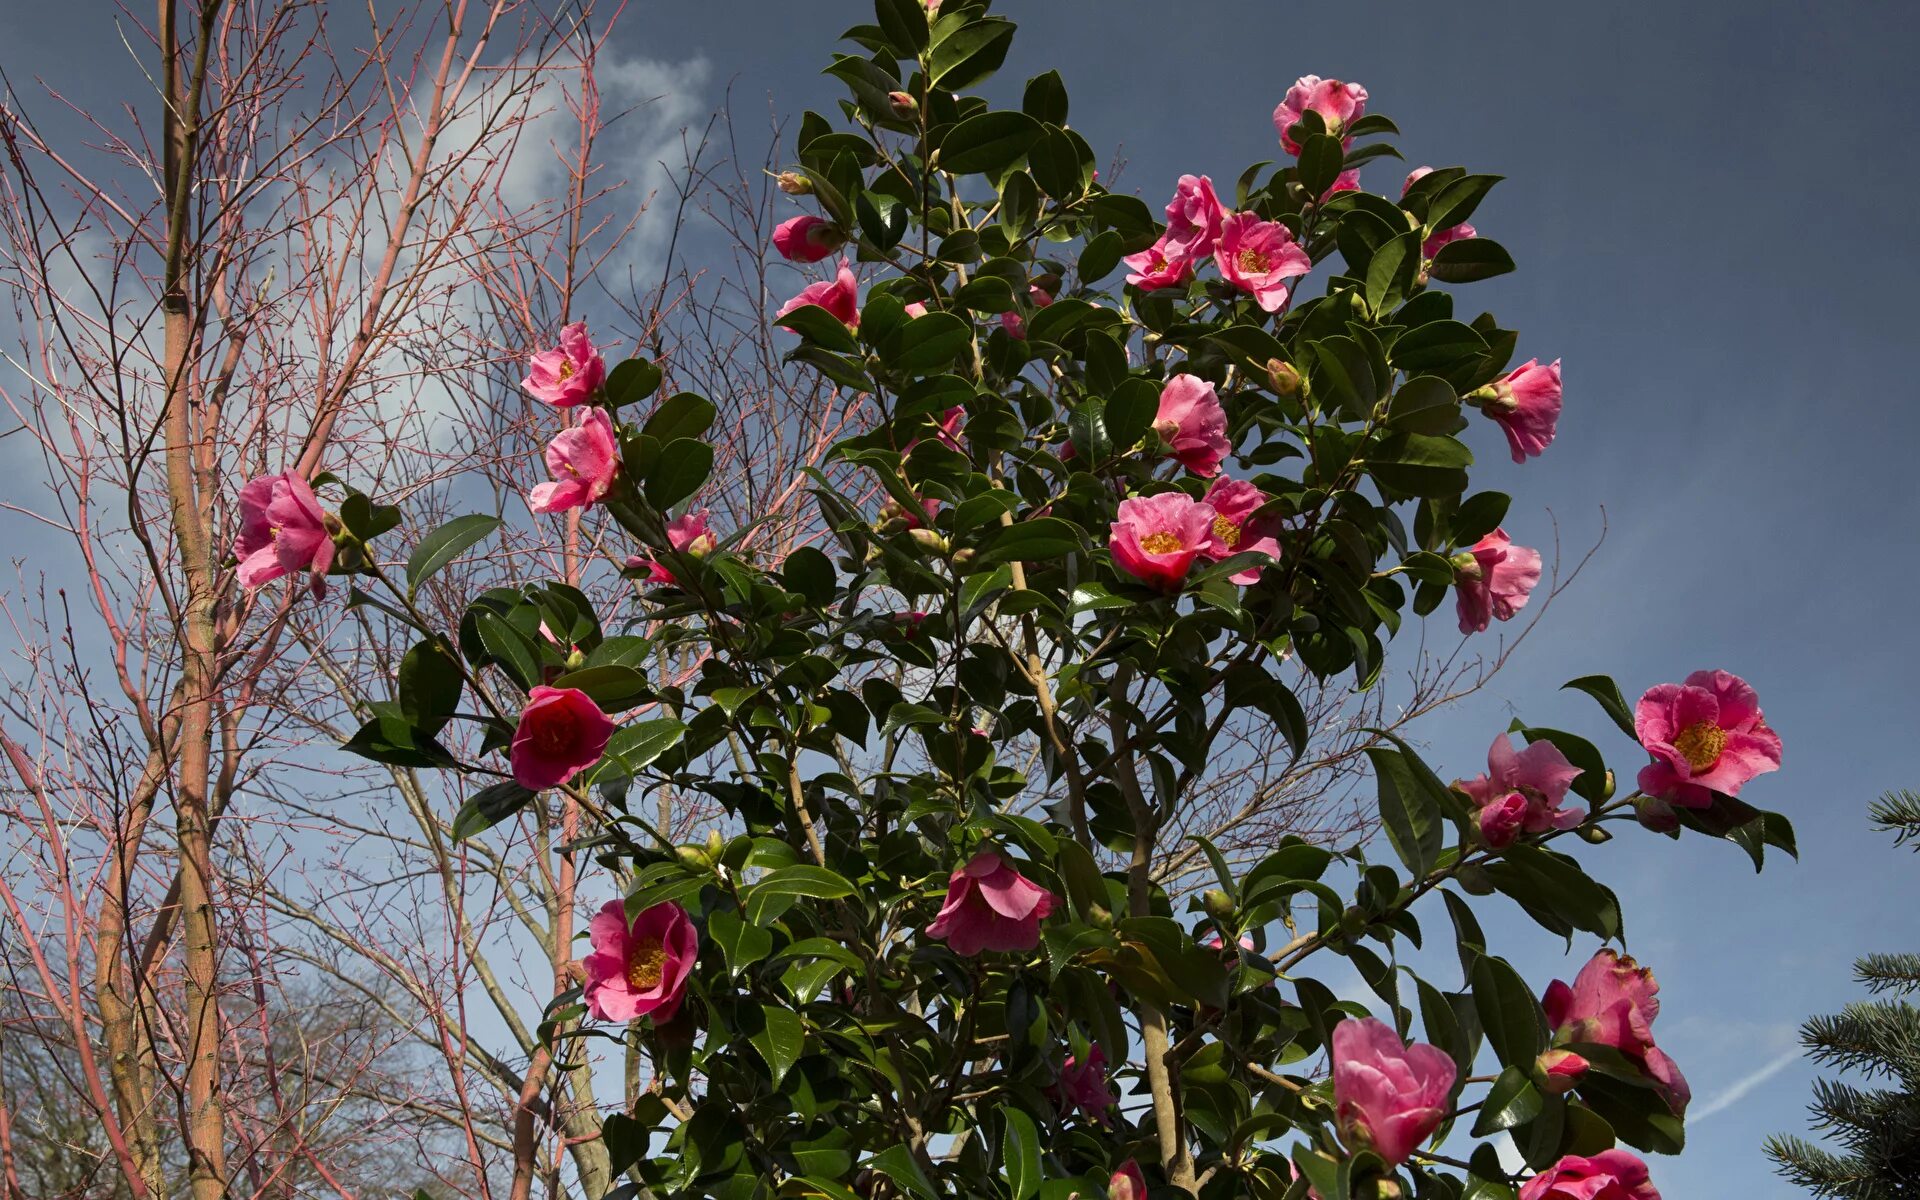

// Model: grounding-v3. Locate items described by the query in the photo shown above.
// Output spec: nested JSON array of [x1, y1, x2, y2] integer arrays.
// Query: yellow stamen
[[1140, 531, 1182, 555], [557, 359, 574, 381], [1672, 722, 1727, 772], [625, 935, 666, 990], [1211, 515, 1241, 548], [1236, 248, 1269, 274]]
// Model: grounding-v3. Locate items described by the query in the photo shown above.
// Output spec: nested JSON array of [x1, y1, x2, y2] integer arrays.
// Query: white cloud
[[1690, 1047, 1803, 1123]]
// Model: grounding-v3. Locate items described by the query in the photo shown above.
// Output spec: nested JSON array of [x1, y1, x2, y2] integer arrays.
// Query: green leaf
[[978, 517, 1083, 565], [646, 438, 714, 509], [1365, 746, 1445, 877], [406, 514, 502, 598], [1470, 953, 1548, 1069], [1103, 377, 1160, 449], [1001, 1107, 1041, 1200], [1563, 674, 1637, 739], [1021, 69, 1067, 125], [886, 311, 971, 374], [1068, 397, 1110, 464], [1484, 844, 1623, 941], [867, 1144, 939, 1200], [937, 110, 1041, 176], [749, 1005, 805, 1087], [1454, 491, 1511, 545], [1029, 125, 1091, 198], [1430, 237, 1517, 283], [340, 706, 456, 769], [1472, 1066, 1544, 1135], [708, 907, 773, 977], [1387, 375, 1462, 434], [928, 16, 1016, 90], [451, 780, 538, 840], [398, 638, 463, 734], [550, 665, 652, 710], [603, 717, 687, 773], [605, 357, 664, 408], [873, 0, 930, 55], [1296, 133, 1345, 199], [781, 545, 837, 606], [745, 864, 856, 925], [776, 303, 860, 352], [643, 392, 717, 444]]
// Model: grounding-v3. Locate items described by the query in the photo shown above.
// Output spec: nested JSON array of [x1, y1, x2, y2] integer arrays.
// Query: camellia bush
[[239, 2, 1796, 1197]]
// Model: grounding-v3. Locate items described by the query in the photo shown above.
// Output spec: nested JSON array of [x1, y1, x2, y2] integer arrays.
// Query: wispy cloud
[[1691, 1048, 1803, 1123]]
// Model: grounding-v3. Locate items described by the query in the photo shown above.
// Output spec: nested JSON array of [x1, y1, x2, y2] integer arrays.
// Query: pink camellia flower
[[1163, 174, 1228, 258], [775, 257, 860, 330], [1053, 1044, 1116, 1125], [1109, 1160, 1149, 1200], [772, 215, 846, 264], [1331, 1016, 1456, 1165], [1154, 373, 1231, 476], [509, 685, 615, 790], [1454, 528, 1542, 634], [1476, 792, 1530, 850], [1456, 732, 1585, 848], [523, 321, 607, 407], [1634, 670, 1782, 808], [233, 472, 335, 596], [1215, 212, 1312, 314], [529, 408, 620, 514], [1543, 949, 1690, 1115], [1199, 477, 1282, 583], [1123, 234, 1198, 291], [904, 301, 929, 318], [1110, 492, 1217, 592], [1476, 358, 1562, 463], [581, 898, 698, 1024], [665, 508, 717, 557], [625, 555, 678, 586], [1273, 75, 1369, 153], [999, 285, 1054, 341], [924, 849, 1059, 956], [1518, 1151, 1661, 1200], [1403, 167, 1480, 258]]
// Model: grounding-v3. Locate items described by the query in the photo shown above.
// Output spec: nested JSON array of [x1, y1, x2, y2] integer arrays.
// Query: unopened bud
[[565, 647, 588, 670], [1536, 1048, 1589, 1094], [886, 91, 918, 120], [1265, 357, 1304, 396], [776, 171, 813, 195], [675, 845, 709, 869], [906, 527, 950, 555], [1087, 903, 1113, 930], [1202, 889, 1235, 921], [1634, 795, 1680, 833], [950, 547, 977, 568], [705, 829, 726, 858]]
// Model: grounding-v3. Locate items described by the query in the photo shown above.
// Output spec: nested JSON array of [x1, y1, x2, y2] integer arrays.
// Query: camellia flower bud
[[776, 171, 812, 195], [675, 845, 709, 869], [887, 91, 918, 119], [706, 828, 726, 858], [564, 647, 587, 671], [1536, 1049, 1589, 1095], [1266, 357, 1305, 396], [907, 527, 950, 555], [1202, 889, 1235, 921], [950, 548, 977, 568]]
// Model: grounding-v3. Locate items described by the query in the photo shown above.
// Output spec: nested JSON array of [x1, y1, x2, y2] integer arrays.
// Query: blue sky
[[5, 1, 1917, 1195]]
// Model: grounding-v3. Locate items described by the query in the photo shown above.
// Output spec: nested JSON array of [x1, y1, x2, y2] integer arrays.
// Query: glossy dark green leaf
[[646, 439, 714, 510], [1430, 237, 1517, 283], [406, 514, 502, 598], [937, 110, 1041, 176]]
